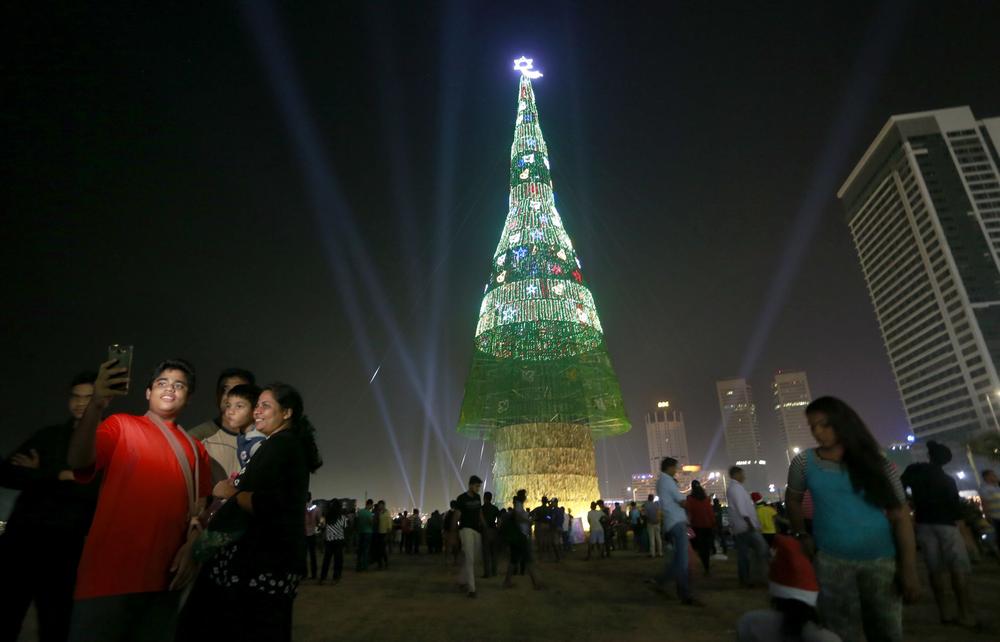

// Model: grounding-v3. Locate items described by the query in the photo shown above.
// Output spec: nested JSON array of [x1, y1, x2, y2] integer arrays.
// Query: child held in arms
[[201, 384, 264, 484], [229, 384, 265, 472]]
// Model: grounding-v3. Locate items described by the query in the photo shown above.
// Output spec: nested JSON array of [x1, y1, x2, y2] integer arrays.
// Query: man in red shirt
[[66, 358, 211, 642]]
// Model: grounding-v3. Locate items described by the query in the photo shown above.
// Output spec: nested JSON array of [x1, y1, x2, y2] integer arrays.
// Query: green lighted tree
[[457, 59, 630, 443]]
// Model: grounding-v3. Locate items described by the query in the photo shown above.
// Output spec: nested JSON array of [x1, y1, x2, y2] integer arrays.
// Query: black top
[[482, 502, 500, 529], [454, 491, 483, 532], [235, 430, 310, 576], [901, 462, 962, 525], [0, 421, 98, 537]]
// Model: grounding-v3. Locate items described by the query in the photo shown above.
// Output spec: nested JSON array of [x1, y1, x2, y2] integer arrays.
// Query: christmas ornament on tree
[[456, 58, 630, 518]]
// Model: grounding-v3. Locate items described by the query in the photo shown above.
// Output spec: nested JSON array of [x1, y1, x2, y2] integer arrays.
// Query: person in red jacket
[[687, 480, 716, 575]]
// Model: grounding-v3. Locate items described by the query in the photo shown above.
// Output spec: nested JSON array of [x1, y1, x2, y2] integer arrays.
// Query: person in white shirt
[[727, 465, 769, 587], [586, 502, 606, 559], [653, 457, 700, 605]]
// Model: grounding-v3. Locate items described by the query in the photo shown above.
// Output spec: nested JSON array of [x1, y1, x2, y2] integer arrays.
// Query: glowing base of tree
[[491, 422, 600, 520]]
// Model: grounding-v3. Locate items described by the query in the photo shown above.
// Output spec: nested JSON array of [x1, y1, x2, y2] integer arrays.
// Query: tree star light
[[513, 56, 543, 79]]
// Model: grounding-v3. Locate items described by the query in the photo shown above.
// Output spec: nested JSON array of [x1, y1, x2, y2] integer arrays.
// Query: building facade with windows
[[644, 402, 690, 473], [773, 371, 813, 457], [716, 378, 768, 491], [838, 107, 1000, 441]]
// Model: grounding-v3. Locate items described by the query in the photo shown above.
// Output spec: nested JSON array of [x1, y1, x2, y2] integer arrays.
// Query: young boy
[[201, 383, 261, 483]]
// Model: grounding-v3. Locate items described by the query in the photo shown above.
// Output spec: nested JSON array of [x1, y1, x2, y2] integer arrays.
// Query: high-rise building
[[838, 107, 1000, 441], [773, 371, 813, 457], [716, 378, 768, 491], [644, 401, 690, 473], [716, 379, 761, 462]]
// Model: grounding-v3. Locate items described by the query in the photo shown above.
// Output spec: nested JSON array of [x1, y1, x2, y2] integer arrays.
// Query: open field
[[18, 544, 1000, 641]]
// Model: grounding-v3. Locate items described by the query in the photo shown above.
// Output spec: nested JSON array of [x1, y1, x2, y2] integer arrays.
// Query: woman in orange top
[[687, 481, 716, 575]]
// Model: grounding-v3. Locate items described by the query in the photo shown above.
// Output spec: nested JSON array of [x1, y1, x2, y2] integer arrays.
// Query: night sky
[[4, 1, 1000, 512]]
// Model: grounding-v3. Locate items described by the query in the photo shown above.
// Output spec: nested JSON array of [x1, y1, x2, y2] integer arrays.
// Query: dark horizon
[[4, 1, 1000, 512]]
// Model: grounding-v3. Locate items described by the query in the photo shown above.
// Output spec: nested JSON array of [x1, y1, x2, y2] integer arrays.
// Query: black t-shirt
[[455, 491, 483, 532], [0, 421, 98, 537], [482, 502, 500, 529], [236, 430, 310, 575], [901, 462, 962, 525]]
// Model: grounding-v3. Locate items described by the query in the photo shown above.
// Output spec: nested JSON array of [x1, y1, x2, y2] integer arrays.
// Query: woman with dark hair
[[687, 480, 715, 574], [319, 499, 347, 585], [785, 396, 918, 642], [178, 383, 322, 642]]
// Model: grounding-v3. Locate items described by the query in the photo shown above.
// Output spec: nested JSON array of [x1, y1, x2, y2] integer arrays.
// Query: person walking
[[586, 502, 606, 560], [373, 500, 392, 569], [320, 501, 347, 585], [727, 466, 769, 588], [643, 494, 663, 558], [687, 480, 715, 574], [980, 469, 1000, 542], [481, 492, 501, 577], [455, 475, 486, 598], [304, 495, 320, 580], [409, 509, 422, 555], [653, 457, 700, 606], [786, 396, 920, 642], [502, 489, 543, 589], [355, 500, 375, 572], [902, 441, 978, 628]]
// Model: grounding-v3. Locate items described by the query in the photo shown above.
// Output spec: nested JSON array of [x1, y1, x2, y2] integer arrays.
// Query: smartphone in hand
[[107, 344, 134, 393]]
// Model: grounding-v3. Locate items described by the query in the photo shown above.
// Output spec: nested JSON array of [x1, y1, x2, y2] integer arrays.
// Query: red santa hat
[[750, 492, 763, 503], [768, 534, 819, 606]]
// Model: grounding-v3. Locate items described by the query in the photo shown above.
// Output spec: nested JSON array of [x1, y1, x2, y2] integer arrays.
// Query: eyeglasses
[[153, 379, 188, 392]]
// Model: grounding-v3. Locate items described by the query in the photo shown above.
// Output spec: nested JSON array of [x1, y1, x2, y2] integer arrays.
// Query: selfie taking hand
[[95, 358, 130, 403]]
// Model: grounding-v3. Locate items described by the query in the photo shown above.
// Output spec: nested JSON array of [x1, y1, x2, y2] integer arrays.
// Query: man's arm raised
[[67, 360, 128, 470]]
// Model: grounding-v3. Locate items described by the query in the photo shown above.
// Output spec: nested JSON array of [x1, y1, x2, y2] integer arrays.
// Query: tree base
[[492, 423, 600, 522]]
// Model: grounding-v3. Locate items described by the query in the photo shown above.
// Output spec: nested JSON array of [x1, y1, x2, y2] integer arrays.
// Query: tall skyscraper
[[838, 107, 1000, 441], [773, 371, 813, 456], [716, 378, 761, 462], [644, 401, 690, 473]]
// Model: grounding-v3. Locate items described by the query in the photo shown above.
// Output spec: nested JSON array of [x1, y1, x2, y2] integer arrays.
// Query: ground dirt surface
[[17, 544, 1000, 641]]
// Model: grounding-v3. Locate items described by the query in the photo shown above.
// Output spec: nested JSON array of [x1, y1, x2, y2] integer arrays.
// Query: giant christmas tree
[[456, 58, 630, 517]]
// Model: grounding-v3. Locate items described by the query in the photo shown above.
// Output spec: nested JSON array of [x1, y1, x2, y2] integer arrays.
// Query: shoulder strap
[[146, 411, 199, 518]]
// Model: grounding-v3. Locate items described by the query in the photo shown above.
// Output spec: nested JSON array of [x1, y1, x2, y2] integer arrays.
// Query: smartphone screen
[[107, 344, 134, 393]]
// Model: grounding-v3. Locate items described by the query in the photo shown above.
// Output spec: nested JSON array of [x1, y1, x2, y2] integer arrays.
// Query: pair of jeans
[[305, 534, 318, 579], [356, 532, 372, 571], [320, 540, 344, 580], [657, 522, 691, 600], [734, 530, 769, 585], [458, 528, 482, 592], [481, 527, 500, 576], [372, 533, 388, 568]]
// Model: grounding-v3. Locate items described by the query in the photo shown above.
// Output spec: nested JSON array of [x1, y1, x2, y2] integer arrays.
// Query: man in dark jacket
[[0, 372, 99, 642]]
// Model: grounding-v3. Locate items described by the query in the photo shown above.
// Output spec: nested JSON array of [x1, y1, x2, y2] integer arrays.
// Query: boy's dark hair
[[647, 494, 655, 501], [365, 499, 373, 506], [216, 368, 255, 396], [70, 371, 97, 389], [484, 491, 493, 500], [661, 457, 678, 472], [729, 465, 743, 478], [469, 475, 483, 485], [147, 359, 196, 395], [226, 383, 261, 406]]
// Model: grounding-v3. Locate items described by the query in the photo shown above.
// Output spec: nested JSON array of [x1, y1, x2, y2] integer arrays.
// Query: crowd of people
[[2, 358, 999, 642]]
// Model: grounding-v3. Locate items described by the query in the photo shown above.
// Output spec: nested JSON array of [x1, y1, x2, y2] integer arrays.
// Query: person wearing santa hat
[[737, 534, 841, 641]]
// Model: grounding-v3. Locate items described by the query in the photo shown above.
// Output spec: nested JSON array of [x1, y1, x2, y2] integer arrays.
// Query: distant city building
[[838, 107, 1000, 442], [628, 473, 657, 503], [644, 401, 690, 473], [716, 378, 768, 491], [716, 379, 761, 462], [773, 371, 813, 457]]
